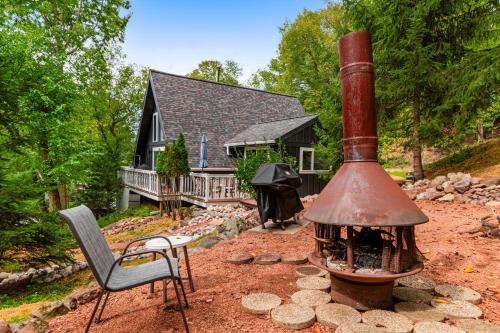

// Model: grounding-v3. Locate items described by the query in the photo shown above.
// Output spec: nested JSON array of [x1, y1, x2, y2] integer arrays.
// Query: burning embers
[[304, 31, 429, 310]]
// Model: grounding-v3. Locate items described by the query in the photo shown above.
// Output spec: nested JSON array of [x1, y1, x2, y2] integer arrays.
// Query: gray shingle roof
[[224, 115, 318, 146], [148, 70, 308, 168]]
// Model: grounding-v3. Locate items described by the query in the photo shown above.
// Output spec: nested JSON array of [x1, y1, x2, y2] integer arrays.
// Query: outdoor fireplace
[[304, 31, 429, 310]]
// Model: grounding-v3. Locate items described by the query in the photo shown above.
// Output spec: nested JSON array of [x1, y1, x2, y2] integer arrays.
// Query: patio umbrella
[[199, 134, 208, 171]]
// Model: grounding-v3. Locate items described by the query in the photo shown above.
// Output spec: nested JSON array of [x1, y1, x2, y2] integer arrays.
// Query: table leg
[[150, 252, 157, 293], [183, 245, 195, 292]]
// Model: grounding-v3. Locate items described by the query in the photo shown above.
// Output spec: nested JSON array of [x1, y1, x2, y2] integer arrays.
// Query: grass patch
[[105, 217, 178, 243], [425, 138, 500, 178], [98, 205, 152, 228], [0, 269, 93, 312], [0, 261, 22, 273], [187, 230, 218, 249], [387, 170, 407, 178]]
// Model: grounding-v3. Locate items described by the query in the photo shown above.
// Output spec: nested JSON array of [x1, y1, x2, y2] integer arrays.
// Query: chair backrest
[[58, 205, 115, 287]]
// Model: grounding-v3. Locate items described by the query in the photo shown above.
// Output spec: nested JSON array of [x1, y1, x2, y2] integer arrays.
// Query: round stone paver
[[413, 321, 466, 333], [396, 275, 436, 292], [296, 276, 331, 292], [271, 303, 316, 330], [362, 310, 413, 333], [291, 289, 331, 308], [241, 293, 282, 314], [227, 253, 253, 265], [296, 265, 327, 278], [430, 299, 482, 319], [281, 253, 308, 265], [456, 319, 500, 333], [394, 302, 446, 323], [254, 253, 281, 265], [434, 284, 482, 304], [393, 287, 433, 304], [336, 323, 394, 333], [315, 303, 361, 329]]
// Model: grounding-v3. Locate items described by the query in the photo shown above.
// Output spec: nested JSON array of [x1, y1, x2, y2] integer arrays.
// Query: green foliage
[[156, 133, 191, 178], [186, 60, 242, 85], [97, 205, 152, 228], [233, 142, 296, 197]]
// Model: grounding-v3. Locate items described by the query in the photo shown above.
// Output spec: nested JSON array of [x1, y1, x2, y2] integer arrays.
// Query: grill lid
[[304, 31, 428, 227]]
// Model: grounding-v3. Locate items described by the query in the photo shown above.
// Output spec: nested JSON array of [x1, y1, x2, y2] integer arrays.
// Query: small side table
[[145, 235, 195, 292]]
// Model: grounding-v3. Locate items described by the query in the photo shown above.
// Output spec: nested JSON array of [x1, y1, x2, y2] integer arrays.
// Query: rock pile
[[0, 262, 87, 292], [103, 216, 157, 235], [404, 173, 500, 205]]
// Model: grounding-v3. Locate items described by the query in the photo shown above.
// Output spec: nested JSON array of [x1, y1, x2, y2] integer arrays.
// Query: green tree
[[187, 60, 242, 85], [250, 4, 346, 172], [343, 0, 499, 179]]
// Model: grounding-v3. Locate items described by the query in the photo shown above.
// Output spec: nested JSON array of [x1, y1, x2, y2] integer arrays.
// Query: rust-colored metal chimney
[[305, 31, 429, 310], [305, 32, 428, 227]]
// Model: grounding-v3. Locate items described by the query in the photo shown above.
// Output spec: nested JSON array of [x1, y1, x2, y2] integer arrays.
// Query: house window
[[152, 112, 158, 142], [299, 147, 329, 174], [152, 146, 164, 170]]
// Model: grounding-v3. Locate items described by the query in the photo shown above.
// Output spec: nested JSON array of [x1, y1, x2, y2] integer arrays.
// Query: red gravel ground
[[48, 201, 499, 333]]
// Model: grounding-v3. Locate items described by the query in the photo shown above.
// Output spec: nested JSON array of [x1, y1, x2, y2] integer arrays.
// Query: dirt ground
[[47, 201, 499, 333]]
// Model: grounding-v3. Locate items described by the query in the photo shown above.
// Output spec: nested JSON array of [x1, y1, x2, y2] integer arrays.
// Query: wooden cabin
[[121, 70, 327, 208]]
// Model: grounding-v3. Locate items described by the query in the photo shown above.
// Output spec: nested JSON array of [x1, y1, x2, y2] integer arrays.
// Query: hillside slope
[[425, 138, 500, 178]]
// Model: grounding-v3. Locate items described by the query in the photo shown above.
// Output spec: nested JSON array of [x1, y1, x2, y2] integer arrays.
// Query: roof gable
[[143, 70, 308, 168]]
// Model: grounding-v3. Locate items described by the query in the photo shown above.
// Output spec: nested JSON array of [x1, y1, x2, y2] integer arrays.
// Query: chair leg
[[162, 279, 168, 303], [85, 291, 104, 333], [95, 291, 110, 323], [171, 278, 189, 333], [177, 277, 189, 309]]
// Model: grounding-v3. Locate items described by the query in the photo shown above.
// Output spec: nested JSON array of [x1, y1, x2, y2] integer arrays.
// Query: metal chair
[[58, 205, 189, 333]]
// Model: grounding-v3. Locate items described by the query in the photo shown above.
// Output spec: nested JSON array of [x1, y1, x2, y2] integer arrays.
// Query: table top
[[145, 235, 193, 250]]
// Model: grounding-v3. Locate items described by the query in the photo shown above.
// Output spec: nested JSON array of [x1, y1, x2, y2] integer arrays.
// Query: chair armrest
[[121, 235, 174, 256], [104, 250, 177, 289]]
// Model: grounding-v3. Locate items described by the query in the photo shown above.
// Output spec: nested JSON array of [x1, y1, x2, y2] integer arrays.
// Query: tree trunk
[[412, 95, 425, 180], [40, 139, 62, 211], [477, 121, 484, 142]]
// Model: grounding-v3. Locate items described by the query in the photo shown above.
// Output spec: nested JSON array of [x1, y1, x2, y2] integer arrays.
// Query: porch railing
[[120, 167, 248, 202]]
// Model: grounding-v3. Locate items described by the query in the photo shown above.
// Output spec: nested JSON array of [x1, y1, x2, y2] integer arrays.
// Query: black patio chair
[[58, 205, 189, 333]]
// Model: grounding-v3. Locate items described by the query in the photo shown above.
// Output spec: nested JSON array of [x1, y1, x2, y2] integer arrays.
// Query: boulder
[[438, 194, 455, 202], [479, 177, 500, 187], [18, 318, 48, 333], [32, 301, 68, 321], [454, 175, 472, 194], [417, 188, 444, 201], [0, 321, 11, 333], [431, 176, 447, 187], [70, 282, 101, 305]]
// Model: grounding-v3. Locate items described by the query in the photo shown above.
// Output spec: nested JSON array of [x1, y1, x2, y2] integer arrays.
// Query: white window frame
[[152, 146, 164, 170], [299, 147, 329, 174], [152, 112, 158, 142]]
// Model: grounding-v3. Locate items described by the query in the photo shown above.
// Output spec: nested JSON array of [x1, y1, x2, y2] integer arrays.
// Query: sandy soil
[[47, 201, 499, 333]]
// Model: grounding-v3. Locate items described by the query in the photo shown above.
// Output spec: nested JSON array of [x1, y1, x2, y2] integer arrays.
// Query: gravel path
[[47, 201, 499, 332]]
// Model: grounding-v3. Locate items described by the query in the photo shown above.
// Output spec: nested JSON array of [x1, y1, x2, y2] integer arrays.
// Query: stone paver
[[393, 287, 432, 304], [315, 303, 361, 329], [226, 253, 253, 265], [296, 276, 331, 292], [291, 289, 331, 308], [241, 293, 282, 314], [434, 284, 482, 304], [271, 303, 316, 330], [431, 299, 483, 319], [362, 310, 413, 333], [396, 275, 436, 291], [413, 321, 465, 333], [296, 265, 327, 278], [254, 253, 281, 265], [456, 319, 500, 333], [394, 302, 445, 323], [281, 253, 308, 265], [337, 323, 394, 333]]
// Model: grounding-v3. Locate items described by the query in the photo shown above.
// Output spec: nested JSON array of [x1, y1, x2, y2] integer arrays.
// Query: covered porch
[[119, 167, 248, 207]]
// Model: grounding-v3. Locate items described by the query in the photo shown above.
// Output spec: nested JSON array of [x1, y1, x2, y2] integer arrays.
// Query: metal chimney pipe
[[216, 66, 222, 82], [339, 32, 377, 162]]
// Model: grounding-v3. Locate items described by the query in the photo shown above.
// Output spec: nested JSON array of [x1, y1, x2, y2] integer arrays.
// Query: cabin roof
[[224, 114, 318, 147], [139, 69, 309, 168]]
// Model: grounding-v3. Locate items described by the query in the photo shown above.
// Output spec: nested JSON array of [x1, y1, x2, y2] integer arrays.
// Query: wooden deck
[[120, 167, 248, 207]]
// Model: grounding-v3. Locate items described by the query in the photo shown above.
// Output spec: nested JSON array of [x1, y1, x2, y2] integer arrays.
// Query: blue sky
[[122, 0, 326, 81]]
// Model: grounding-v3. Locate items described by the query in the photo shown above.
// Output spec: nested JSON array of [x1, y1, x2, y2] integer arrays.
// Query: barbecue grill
[[304, 31, 429, 310], [251, 163, 304, 230]]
